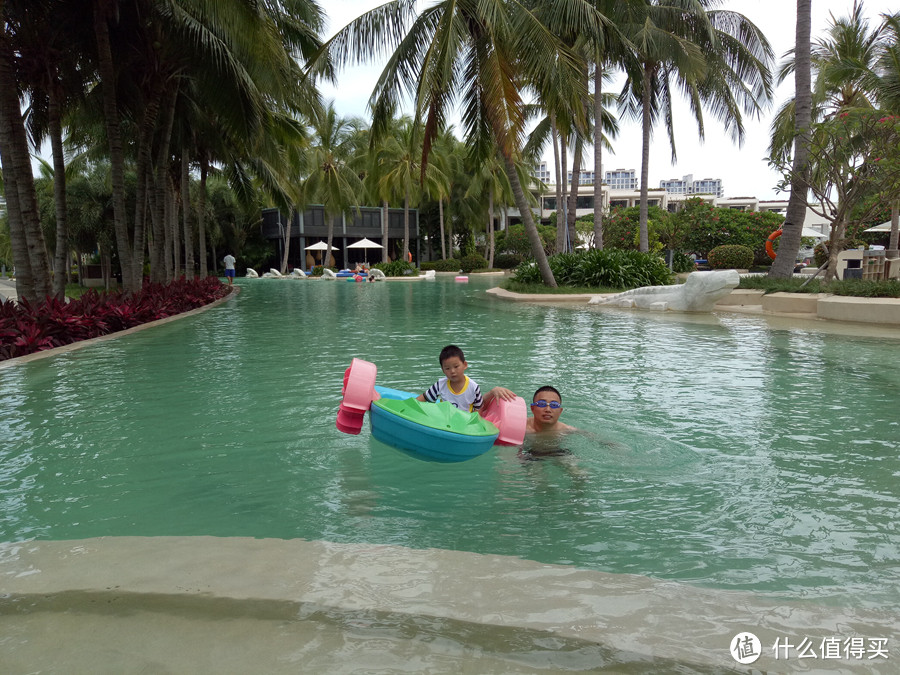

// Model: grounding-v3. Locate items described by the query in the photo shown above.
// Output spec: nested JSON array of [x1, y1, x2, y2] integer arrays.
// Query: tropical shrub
[[670, 252, 695, 273], [602, 205, 667, 252], [0, 277, 230, 361], [707, 245, 753, 270], [511, 249, 673, 289], [494, 223, 555, 256], [675, 198, 783, 263], [459, 254, 489, 273], [420, 259, 461, 272], [373, 260, 417, 277], [493, 253, 523, 269]]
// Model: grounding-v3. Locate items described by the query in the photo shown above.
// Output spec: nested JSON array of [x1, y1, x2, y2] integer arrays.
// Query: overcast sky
[[319, 1, 893, 201]]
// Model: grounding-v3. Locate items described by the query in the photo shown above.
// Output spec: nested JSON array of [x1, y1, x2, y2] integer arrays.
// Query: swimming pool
[[1, 276, 898, 669]]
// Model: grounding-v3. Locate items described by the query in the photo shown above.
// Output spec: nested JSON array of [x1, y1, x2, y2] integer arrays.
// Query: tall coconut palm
[[322, 0, 614, 286], [302, 103, 365, 270], [620, 1, 773, 252], [377, 117, 447, 263], [769, 0, 813, 278], [876, 12, 900, 251]]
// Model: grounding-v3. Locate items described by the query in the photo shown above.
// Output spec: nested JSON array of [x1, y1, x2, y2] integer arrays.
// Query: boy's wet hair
[[439, 344, 466, 365], [533, 385, 562, 404]]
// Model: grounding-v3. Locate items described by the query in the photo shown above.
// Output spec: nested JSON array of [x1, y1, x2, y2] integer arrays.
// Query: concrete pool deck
[[487, 286, 900, 329], [1, 537, 895, 673]]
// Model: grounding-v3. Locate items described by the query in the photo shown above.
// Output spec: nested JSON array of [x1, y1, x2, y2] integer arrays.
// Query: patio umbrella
[[304, 241, 340, 267], [864, 221, 894, 233], [346, 237, 383, 265], [304, 241, 341, 251], [800, 227, 828, 239]]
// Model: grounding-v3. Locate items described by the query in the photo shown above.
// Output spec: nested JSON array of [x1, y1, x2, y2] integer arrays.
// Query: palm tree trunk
[[638, 62, 653, 253], [165, 175, 176, 280], [557, 129, 568, 253], [403, 186, 410, 262], [770, 0, 812, 278], [131, 86, 163, 288], [502, 154, 556, 287], [0, 138, 35, 299], [48, 82, 69, 299], [439, 198, 446, 259], [181, 150, 194, 280], [567, 137, 583, 251], [0, 48, 51, 301], [593, 63, 604, 249], [197, 155, 209, 277], [150, 86, 177, 283], [280, 208, 293, 274], [381, 200, 389, 263], [551, 114, 565, 253], [324, 210, 335, 270], [93, 0, 135, 291], [487, 186, 495, 268]]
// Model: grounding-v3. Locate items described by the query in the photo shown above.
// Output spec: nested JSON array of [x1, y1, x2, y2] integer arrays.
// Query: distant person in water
[[416, 344, 515, 412], [526, 386, 575, 434]]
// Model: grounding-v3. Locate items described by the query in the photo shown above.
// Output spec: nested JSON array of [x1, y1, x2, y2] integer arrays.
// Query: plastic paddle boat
[[336, 358, 526, 462]]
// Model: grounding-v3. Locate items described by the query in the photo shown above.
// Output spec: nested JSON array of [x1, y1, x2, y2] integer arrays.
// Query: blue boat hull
[[369, 399, 497, 463]]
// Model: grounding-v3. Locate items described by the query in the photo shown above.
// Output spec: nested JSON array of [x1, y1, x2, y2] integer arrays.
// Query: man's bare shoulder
[[526, 418, 576, 433]]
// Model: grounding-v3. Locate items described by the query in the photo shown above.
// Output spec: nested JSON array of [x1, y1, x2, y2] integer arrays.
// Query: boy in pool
[[417, 345, 515, 412], [526, 386, 575, 434]]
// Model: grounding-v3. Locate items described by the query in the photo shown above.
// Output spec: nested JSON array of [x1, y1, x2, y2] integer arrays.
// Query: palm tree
[[302, 103, 365, 270], [768, 2, 885, 275], [376, 117, 446, 263], [322, 0, 614, 286], [620, 1, 773, 252], [877, 12, 900, 252], [769, 0, 813, 278], [0, 1, 56, 301]]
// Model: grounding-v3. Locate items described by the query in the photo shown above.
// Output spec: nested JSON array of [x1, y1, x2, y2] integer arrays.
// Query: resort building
[[604, 169, 638, 191], [660, 174, 725, 197], [513, 182, 831, 238], [532, 162, 597, 187], [261, 205, 419, 270]]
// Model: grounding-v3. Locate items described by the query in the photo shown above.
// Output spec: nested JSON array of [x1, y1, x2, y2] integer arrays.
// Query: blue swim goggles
[[530, 401, 562, 409]]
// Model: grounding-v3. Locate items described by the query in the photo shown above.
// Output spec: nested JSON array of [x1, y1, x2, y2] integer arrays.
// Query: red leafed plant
[[1, 277, 230, 361]]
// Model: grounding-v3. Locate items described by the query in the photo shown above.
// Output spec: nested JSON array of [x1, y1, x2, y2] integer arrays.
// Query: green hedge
[[708, 244, 753, 270], [421, 259, 461, 272], [459, 254, 489, 274]]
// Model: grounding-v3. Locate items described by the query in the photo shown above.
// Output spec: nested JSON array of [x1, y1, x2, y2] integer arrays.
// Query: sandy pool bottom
[[0, 537, 895, 674]]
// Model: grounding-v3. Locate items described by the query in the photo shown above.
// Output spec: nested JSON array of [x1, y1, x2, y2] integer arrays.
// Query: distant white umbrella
[[800, 227, 827, 239], [346, 237, 383, 264], [304, 241, 341, 251], [304, 241, 339, 267], [863, 221, 894, 233]]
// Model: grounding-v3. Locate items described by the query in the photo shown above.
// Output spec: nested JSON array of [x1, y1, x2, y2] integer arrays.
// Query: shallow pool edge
[[1, 537, 894, 673]]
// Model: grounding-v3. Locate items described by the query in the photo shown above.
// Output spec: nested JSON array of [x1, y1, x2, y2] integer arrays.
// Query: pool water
[[1, 276, 899, 612]]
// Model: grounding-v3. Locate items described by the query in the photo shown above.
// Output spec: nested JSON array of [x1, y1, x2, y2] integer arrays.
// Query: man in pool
[[526, 386, 575, 434]]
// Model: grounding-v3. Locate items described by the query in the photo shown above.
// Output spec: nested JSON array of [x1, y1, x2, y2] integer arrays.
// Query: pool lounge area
[[1, 276, 898, 672]]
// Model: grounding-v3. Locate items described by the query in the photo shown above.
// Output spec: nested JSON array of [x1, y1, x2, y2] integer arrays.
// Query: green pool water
[[1, 276, 899, 612]]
